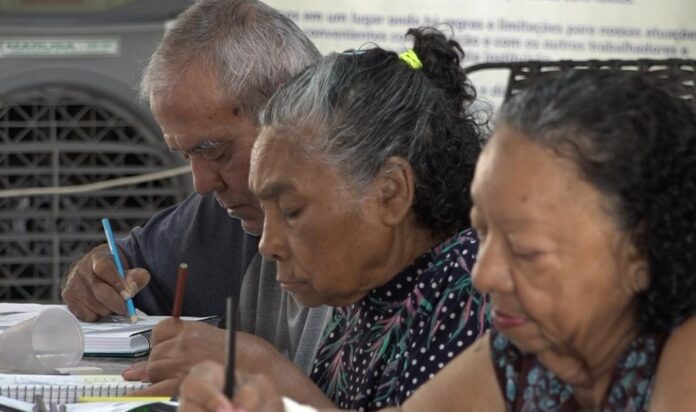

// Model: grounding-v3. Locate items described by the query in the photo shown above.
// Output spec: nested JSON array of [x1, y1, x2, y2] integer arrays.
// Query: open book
[[0, 303, 219, 357]]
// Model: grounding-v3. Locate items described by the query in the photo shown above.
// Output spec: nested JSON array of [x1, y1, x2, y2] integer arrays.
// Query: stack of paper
[[81, 316, 163, 357], [79, 314, 217, 357], [0, 303, 216, 357]]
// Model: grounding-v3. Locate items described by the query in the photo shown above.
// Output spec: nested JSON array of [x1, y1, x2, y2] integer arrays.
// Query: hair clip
[[341, 49, 367, 56], [399, 49, 422, 70]]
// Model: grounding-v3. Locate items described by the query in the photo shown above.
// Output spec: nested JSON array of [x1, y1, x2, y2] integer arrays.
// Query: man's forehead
[[151, 74, 254, 139]]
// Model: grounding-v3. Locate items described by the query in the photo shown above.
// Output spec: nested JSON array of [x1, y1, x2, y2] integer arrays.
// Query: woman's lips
[[492, 309, 527, 330], [278, 279, 306, 291]]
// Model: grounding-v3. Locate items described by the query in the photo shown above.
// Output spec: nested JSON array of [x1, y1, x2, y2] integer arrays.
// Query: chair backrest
[[463, 59, 696, 112]]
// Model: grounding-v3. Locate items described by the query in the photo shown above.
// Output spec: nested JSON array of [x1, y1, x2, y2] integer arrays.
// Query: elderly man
[[61, 0, 332, 403]]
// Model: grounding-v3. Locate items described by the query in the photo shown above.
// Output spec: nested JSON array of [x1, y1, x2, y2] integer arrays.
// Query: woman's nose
[[471, 237, 513, 294], [258, 213, 288, 262]]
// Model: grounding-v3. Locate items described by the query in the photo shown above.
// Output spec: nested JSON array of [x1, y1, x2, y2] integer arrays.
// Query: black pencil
[[224, 296, 236, 398]]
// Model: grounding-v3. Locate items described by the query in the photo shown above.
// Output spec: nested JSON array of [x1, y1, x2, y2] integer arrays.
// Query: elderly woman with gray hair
[[178, 27, 489, 411]]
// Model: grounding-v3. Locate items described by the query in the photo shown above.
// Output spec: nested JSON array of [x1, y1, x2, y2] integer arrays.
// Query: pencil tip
[[130, 315, 138, 324]]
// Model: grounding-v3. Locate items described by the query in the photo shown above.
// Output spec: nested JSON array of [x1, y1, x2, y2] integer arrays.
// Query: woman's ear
[[373, 156, 415, 226], [627, 259, 650, 294], [620, 237, 650, 294]]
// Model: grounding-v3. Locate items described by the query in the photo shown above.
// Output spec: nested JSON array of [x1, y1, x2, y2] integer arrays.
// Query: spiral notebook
[[0, 374, 149, 404], [0, 396, 177, 412]]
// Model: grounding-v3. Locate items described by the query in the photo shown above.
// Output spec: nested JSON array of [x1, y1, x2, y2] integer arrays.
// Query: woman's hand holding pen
[[179, 361, 284, 412], [62, 243, 150, 322], [123, 323, 285, 396], [123, 319, 227, 395], [179, 361, 234, 412]]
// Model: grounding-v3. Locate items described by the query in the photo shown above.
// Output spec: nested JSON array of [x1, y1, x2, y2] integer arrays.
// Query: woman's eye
[[513, 250, 540, 259], [510, 246, 546, 261], [281, 208, 302, 220]]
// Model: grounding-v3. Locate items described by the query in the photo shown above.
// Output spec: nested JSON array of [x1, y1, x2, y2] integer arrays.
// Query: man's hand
[[122, 320, 285, 397], [179, 361, 284, 412], [62, 244, 150, 321]]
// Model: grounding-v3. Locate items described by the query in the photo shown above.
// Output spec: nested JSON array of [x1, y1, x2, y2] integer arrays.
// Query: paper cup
[[0, 307, 84, 373]]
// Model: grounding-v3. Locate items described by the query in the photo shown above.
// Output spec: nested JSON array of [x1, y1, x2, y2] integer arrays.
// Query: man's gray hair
[[140, 0, 320, 118]]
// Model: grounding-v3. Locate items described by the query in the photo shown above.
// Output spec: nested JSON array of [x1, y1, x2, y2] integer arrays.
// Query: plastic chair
[[463, 59, 696, 111]]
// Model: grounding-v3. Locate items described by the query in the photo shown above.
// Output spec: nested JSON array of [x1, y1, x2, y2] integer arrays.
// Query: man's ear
[[373, 156, 415, 226]]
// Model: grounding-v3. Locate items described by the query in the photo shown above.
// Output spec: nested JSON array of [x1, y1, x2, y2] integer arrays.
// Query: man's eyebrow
[[254, 180, 294, 200], [170, 139, 227, 156]]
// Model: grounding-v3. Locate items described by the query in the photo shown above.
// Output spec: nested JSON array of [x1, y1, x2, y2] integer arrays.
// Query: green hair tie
[[399, 49, 422, 69]]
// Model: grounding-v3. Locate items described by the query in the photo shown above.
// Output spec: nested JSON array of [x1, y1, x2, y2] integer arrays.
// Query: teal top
[[490, 328, 667, 411]]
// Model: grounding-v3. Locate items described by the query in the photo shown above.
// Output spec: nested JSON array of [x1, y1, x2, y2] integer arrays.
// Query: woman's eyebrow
[[253, 180, 294, 200]]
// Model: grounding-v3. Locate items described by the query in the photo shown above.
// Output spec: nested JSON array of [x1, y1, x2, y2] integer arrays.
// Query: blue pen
[[101, 217, 138, 323]]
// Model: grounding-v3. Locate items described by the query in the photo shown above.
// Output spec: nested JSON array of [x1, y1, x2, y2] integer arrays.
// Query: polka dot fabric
[[310, 228, 490, 410]]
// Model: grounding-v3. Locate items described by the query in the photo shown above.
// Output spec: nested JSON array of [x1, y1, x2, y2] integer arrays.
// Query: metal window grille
[[0, 84, 189, 302]]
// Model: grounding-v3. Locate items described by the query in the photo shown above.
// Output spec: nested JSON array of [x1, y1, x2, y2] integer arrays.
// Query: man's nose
[[190, 157, 224, 195]]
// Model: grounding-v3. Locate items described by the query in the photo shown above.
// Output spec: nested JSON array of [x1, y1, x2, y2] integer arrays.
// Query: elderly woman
[[181, 69, 696, 411], [401, 69, 696, 411], [178, 27, 489, 411]]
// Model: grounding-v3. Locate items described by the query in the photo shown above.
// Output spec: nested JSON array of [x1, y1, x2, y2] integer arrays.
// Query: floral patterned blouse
[[490, 328, 668, 411], [309, 229, 489, 411]]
